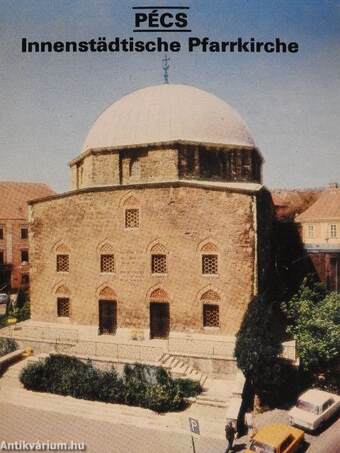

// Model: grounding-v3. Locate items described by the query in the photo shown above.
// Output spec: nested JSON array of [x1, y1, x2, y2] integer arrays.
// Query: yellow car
[[245, 423, 304, 453]]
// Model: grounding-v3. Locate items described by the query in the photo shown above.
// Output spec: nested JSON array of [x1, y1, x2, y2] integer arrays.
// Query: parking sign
[[188, 417, 200, 436]]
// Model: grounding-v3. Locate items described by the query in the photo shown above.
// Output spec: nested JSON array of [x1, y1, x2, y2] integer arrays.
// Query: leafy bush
[[20, 360, 46, 391], [312, 370, 340, 395], [144, 381, 185, 412], [174, 378, 202, 397], [0, 338, 18, 357], [121, 363, 188, 411], [20, 355, 200, 412], [15, 301, 31, 322], [96, 369, 125, 404], [123, 363, 150, 407]]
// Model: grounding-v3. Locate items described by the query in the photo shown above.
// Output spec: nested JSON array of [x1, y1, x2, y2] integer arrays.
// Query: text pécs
[[135, 10, 188, 29]]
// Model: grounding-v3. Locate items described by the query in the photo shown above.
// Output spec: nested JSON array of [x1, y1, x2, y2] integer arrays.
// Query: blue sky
[[1, 0, 339, 192]]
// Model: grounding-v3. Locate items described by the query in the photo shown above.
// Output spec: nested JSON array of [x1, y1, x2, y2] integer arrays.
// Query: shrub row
[[20, 354, 202, 412]]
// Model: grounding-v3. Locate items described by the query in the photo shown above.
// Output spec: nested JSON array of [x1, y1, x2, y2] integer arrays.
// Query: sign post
[[188, 417, 200, 453]]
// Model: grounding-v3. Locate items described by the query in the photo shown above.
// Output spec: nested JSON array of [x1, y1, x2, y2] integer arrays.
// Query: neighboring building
[[296, 184, 340, 291], [29, 84, 273, 339], [0, 182, 55, 292]]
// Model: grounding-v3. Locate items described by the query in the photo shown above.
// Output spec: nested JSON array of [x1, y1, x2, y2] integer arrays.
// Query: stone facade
[[29, 182, 270, 336], [70, 142, 262, 191]]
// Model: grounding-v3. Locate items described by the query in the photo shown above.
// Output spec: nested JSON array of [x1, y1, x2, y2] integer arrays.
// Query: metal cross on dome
[[162, 54, 170, 84]]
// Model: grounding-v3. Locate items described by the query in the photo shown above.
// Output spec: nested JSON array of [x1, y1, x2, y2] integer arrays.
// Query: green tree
[[234, 291, 285, 407], [283, 281, 340, 372]]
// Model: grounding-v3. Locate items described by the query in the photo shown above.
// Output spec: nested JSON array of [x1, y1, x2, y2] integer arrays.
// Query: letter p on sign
[[189, 417, 200, 436]]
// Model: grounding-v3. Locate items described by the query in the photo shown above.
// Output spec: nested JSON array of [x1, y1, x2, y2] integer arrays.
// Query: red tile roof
[[271, 189, 321, 221], [296, 188, 340, 222], [0, 182, 55, 220], [271, 194, 287, 207]]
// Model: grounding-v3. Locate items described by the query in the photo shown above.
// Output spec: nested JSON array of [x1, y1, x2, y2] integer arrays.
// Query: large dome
[[82, 84, 255, 152]]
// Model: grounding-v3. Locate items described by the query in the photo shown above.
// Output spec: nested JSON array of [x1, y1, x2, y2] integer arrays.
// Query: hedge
[[20, 355, 201, 412]]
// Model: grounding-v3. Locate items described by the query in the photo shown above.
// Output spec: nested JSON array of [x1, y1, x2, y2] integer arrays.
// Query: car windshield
[[297, 399, 319, 414], [250, 440, 276, 453]]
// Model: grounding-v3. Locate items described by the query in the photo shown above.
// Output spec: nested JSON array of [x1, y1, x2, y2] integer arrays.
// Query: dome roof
[[82, 84, 255, 152]]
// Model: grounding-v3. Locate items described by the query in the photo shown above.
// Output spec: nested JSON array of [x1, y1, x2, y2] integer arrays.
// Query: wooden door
[[99, 300, 117, 335], [150, 302, 169, 339]]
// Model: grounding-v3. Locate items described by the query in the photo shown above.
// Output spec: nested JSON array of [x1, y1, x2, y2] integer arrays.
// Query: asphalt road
[[306, 413, 340, 453], [0, 403, 228, 453], [247, 407, 340, 453]]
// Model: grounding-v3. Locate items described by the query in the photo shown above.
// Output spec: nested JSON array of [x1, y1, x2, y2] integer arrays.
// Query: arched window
[[57, 298, 70, 317], [201, 290, 220, 328], [99, 243, 115, 273], [200, 242, 218, 275], [55, 244, 70, 273], [55, 284, 71, 318], [150, 243, 168, 275], [122, 195, 140, 229]]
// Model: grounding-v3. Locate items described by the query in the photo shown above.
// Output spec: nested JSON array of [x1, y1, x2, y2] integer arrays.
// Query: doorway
[[99, 300, 117, 335], [150, 302, 169, 339]]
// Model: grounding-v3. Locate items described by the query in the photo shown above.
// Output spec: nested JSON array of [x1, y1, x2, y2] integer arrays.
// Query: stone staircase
[[159, 353, 208, 388], [193, 371, 245, 409], [195, 377, 235, 408]]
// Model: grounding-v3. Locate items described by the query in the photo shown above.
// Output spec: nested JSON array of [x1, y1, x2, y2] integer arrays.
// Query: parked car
[[0, 293, 9, 305], [289, 388, 340, 432], [245, 423, 304, 453]]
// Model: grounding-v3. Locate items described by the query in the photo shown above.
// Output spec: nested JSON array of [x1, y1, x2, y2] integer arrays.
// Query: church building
[[29, 84, 272, 340]]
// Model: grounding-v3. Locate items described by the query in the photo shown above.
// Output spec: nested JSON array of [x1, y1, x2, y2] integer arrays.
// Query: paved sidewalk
[[0, 385, 228, 440]]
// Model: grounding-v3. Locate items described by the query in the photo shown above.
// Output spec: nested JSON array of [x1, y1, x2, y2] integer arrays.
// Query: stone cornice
[[28, 180, 265, 206]]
